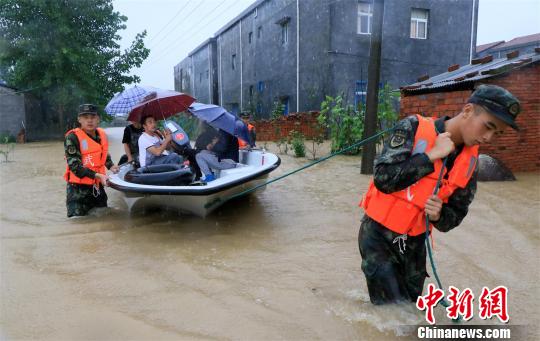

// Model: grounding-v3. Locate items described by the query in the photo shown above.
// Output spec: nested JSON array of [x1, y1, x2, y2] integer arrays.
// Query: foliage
[[318, 86, 399, 155], [288, 130, 305, 158], [168, 113, 199, 139], [271, 101, 285, 120], [377, 84, 400, 130], [305, 113, 325, 160], [275, 136, 288, 155], [0, 136, 15, 162], [0, 133, 15, 143], [318, 95, 364, 154], [0, 0, 150, 128]]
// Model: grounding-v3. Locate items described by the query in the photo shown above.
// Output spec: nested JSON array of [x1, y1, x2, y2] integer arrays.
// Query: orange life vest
[[64, 128, 108, 186], [360, 115, 478, 236], [238, 123, 255, 148]]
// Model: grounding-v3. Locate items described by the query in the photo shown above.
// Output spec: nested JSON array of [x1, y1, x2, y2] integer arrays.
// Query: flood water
[[1, 127, 539, 340]]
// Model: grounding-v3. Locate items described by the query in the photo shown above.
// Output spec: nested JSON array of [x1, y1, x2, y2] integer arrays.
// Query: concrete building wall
[[175, 0, 477, 118], [174, 58, 194, 95], [0, 85, 61, 141], [381, 0, 477, 87], [0, 86, 26, 138], [192, 46, 211, 104]]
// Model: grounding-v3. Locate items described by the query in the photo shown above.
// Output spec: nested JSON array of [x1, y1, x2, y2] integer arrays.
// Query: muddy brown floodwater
[[1, 127, 539, 340]]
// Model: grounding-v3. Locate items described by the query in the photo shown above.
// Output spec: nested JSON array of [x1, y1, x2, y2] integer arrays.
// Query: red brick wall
[[400, 63, 540, 172], [252, 111, 324, 141]]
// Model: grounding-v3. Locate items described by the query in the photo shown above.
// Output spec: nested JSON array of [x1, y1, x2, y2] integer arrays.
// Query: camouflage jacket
[[373, 115, 478, 233], [65, 130, 114, 180]]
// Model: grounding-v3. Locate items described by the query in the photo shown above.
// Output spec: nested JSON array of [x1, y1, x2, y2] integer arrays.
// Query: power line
[[146, 0, 194, 48], [141, 0, 231, 71], [147, 0, 206, 52]]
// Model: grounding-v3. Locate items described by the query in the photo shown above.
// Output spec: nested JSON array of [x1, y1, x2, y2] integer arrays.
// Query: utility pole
[[360, 0, 384, 174]]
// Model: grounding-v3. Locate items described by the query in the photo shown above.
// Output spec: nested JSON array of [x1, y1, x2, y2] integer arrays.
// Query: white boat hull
[[109, 150, 280, 218]]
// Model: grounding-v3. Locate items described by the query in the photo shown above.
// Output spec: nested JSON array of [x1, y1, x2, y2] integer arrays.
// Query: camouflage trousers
[[358, 215, 428, 305], [66, 183, 108, 217]]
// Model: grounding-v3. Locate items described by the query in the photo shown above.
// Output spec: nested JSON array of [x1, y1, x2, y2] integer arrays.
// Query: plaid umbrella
[[104, 85, 161, 116]]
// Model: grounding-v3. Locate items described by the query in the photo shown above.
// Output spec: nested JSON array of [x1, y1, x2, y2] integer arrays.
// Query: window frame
[[410, 8, 429, 39], [281, 22, 289, 45], [232, 54, 236, 70], [357, 2, 372, 35]]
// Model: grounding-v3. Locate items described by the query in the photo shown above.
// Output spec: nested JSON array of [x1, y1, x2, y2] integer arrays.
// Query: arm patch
[[389, 130, 407, 148]]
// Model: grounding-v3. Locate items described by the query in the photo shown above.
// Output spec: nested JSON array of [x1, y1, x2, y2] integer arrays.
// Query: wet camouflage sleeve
[[433, 167, 478, 232], [373, 116, 435, 193], [64, 132, 96, 179]]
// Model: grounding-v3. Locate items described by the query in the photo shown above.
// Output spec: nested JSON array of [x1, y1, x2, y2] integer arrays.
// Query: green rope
[[204, 127, 395, 209], [425, 157, 461, 322]]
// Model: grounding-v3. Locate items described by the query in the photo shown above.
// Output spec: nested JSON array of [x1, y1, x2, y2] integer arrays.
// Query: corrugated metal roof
[[401, 50, 540, 95], [476, 40, 504, 53], [497, 33, 540, 50]]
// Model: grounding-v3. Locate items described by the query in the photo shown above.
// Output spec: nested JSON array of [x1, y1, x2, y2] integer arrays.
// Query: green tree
[[318, 86, 399, 155], [0, 0, 150, 129]]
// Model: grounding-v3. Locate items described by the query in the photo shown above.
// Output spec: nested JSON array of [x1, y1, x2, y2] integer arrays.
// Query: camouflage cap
[[468, 84, 520, 130], [78, 104, 98, 116]]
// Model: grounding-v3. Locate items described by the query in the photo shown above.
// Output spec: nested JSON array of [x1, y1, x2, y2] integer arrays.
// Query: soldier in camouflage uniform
[[65, 104, 119, 217], [359, 85, 521, 305]]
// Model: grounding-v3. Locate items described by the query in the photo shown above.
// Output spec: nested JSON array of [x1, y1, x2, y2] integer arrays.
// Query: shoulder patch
[[67, 145, 77, 155], [389, 130, 407, 148]]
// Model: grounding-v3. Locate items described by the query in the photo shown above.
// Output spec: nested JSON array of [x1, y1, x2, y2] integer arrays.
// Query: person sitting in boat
[[118, 120, 143, 166], [238, 111, 256, 149], [212, 128, 240, 162], [138, 116, 183, 168], [194, 125, 240, 182]]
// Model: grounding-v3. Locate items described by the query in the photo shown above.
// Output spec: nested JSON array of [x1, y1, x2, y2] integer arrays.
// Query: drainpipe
[[296, 0, 300, 112], [191, 56, 195, 98], [208, 44, 211, 102], [469, 0, 477, 61], [219, 35, 223, 106], [240, 20, 244, 111]]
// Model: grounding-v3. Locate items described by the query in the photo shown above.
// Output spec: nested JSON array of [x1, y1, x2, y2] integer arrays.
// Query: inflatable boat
[[108, 148, 281, 217]]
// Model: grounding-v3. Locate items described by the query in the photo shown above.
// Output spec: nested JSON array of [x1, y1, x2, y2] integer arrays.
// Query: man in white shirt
[[138, 116, 183, 168]]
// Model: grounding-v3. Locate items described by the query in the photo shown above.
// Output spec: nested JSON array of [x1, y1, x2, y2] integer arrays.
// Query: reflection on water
[[0, 128, 538, 340]]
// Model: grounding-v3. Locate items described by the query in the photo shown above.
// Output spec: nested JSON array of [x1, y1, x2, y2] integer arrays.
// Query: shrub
[[289, 130, 306, 157]]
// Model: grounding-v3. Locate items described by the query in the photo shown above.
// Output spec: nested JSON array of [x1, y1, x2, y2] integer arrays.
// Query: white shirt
[[138, 132, 168, 167]]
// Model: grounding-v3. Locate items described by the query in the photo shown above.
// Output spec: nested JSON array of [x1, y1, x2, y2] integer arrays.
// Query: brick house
[[400, 49, 540, 172]]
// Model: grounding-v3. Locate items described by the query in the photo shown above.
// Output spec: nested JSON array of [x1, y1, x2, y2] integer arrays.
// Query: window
[[410, 8, 429, 39], [281, 22, 289, 45], [357, 2, 372, 34], [281, 97, 289, 115], [257, 26, 262, 38], [232, 54, 236, 70], [257, 81, 264, 92], [249, 85, 254, 98], [206, 70, 209, 79], [254, 8, 258, 18], [199, 73, 202, 82], [248, 31, 253, 44]]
